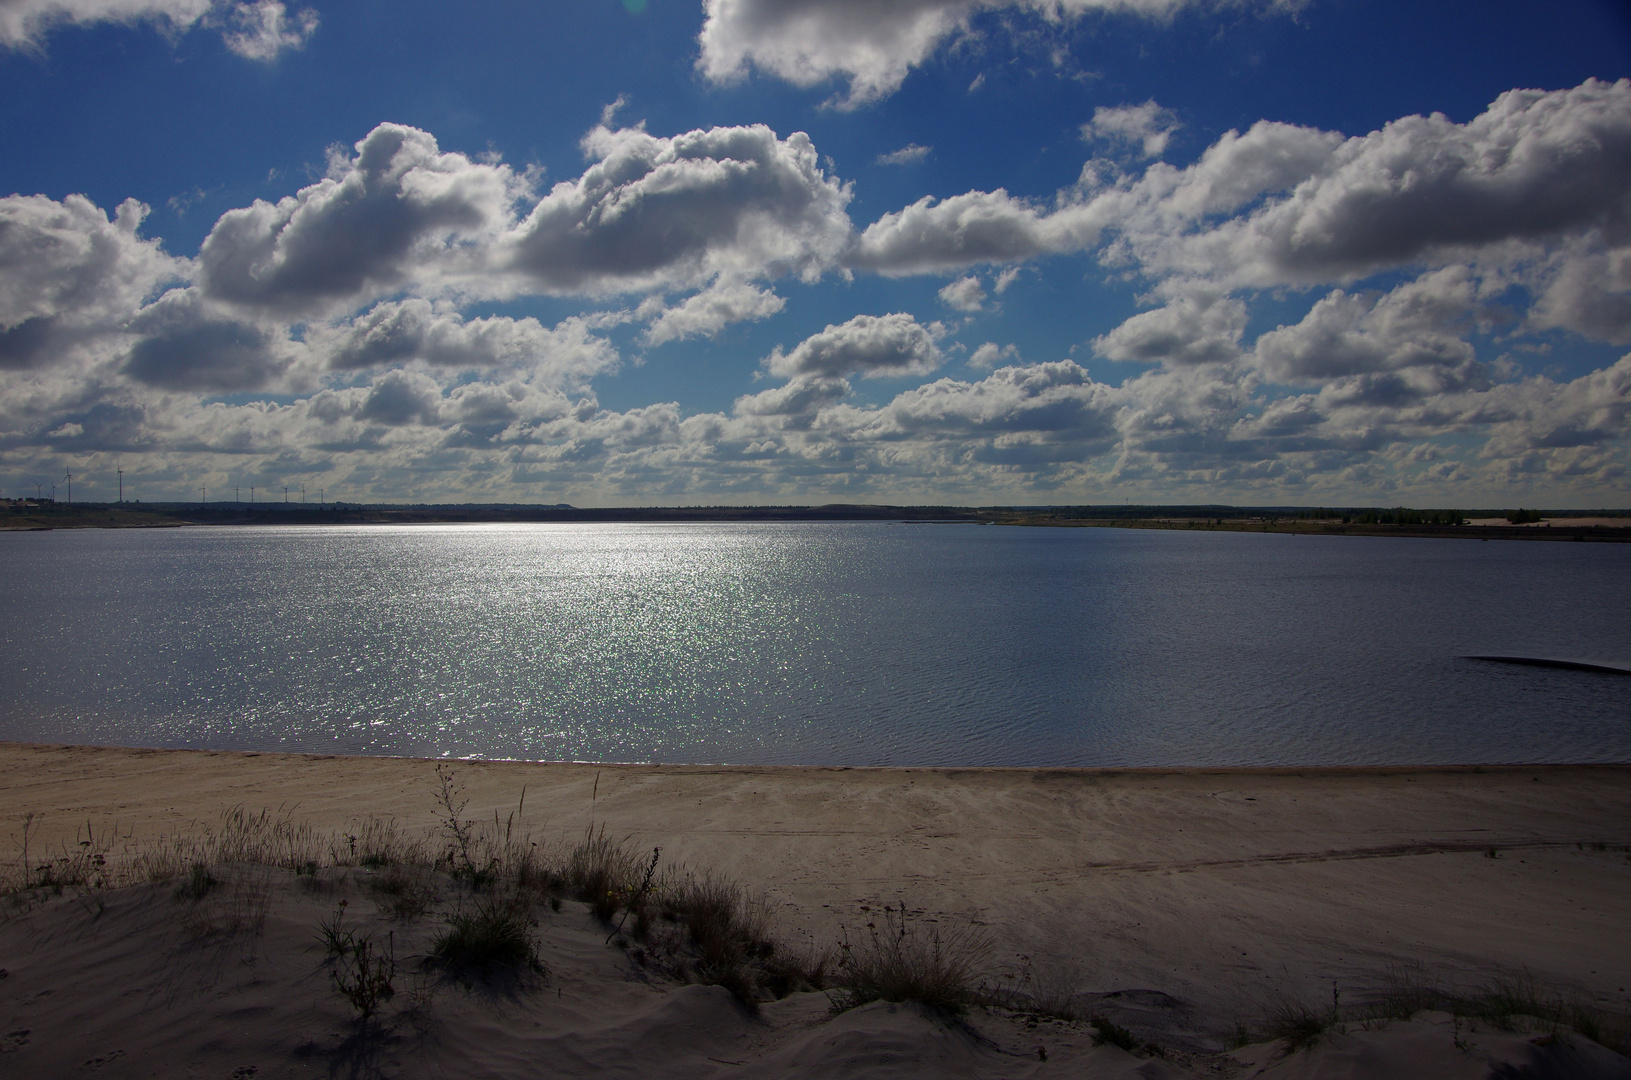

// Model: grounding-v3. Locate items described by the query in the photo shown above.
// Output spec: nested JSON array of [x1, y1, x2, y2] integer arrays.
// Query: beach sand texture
[[2, 743, 1629, 1077]]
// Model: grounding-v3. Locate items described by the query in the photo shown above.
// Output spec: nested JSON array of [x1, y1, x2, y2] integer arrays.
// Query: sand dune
[[4, 872, 1626, 1079], [2, 743, 1629, 1077]]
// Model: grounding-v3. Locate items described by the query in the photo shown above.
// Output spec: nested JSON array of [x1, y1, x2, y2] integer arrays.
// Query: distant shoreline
[[12, 738, 1631, 774], [4, 500, 1630, 542]]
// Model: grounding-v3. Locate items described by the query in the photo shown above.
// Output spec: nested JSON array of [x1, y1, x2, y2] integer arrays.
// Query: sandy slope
[[2, 871, 1626, 1080], [2, 744, 1630, 1076]]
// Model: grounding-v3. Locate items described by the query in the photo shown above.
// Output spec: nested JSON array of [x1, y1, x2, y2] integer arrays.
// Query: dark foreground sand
[[2, 743, 1629, 1078]]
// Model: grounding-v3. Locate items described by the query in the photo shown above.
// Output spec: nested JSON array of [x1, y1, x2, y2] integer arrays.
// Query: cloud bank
[[2, 82, 1629, 505]]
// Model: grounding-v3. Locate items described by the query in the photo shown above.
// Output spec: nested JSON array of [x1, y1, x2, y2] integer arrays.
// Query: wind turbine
[[117, 464, 123, 503], [62, 468, 72, 503], [235, 485, 240, 502], [301, 485, 306, 503]]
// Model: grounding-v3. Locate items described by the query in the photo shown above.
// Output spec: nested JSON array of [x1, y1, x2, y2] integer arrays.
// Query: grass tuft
[[567, 826, 639, 923], [1267, 972, 1627, 1055], [830, 903, 987, 1016], [368, 863, 438, 921], [659, 872, 772, 1004], [432, 892, 542, 973], [1266, 997, 1341, 1052], [317, 899, 358, 957], [977, 962, 1084, 1021], [174, 861, 216, 901]]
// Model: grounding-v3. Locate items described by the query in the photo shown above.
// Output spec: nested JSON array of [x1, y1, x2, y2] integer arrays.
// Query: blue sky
[[2, 0, 1629, 506]]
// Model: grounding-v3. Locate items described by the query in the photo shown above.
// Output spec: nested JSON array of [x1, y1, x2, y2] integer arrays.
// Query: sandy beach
[[3, 743, 1629, 1077]]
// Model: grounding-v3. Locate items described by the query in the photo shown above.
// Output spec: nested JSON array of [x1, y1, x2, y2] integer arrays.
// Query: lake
[[1, 522, 1627, 766]]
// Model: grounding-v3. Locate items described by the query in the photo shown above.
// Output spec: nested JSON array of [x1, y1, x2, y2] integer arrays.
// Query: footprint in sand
[[2, 1029, 29, 1052], [80, 1049, 125, 1069], [232, 1068, 258, 1078]]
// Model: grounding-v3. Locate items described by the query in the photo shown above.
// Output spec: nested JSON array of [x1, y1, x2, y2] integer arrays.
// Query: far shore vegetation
[[3, 498, 1627, 542]]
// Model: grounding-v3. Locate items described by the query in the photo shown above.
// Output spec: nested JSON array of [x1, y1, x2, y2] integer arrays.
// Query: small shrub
[[433, 766, 493, 886], [7, 815, 116, 896], [331, 930, 396, 1017], [1090, 1016, 1139, 1051]]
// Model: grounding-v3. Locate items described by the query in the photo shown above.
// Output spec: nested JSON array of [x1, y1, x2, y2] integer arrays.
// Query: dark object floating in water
[[1465, 655, 1631, 676]]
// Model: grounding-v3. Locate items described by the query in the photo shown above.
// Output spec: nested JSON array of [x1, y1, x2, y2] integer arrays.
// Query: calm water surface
[[1, 522, 1627, 766]]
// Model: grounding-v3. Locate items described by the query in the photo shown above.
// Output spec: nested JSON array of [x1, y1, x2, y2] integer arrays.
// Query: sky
[[2, 0, 1630, 507]]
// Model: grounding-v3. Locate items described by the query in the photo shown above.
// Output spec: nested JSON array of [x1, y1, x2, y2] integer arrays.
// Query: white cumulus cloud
[[198, 123, 525, 318], [968, 341, 1018, 368], [497, 121, 853, 297], [0, 0, 316, 59], [1252, 267, 1478, 384], [1093, 289, 1246, 367], [876, 143, 932, 166], [641, 280, 786, 346], [764, 312, 944, 379], [1102, 79, 1631, 292], [220, 0, 315, 60], [312, 301, 619, 390], [1083, 100, 1180, 158], [938, 275, 987, 312], [697, 0, 1295, 108], [852, 189, 1106, 275]]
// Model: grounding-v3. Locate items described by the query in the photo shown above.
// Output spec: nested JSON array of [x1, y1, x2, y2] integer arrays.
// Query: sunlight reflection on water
[[2, 522, 1628, 766]]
